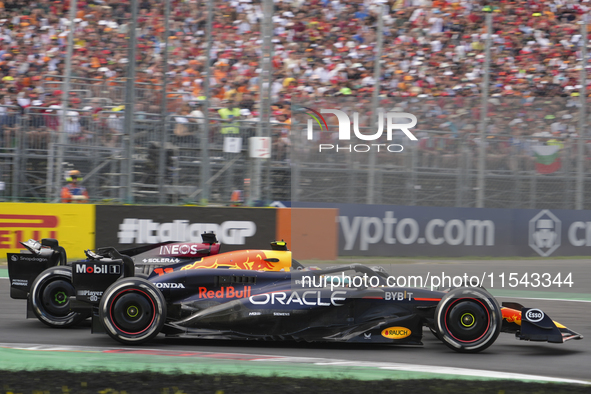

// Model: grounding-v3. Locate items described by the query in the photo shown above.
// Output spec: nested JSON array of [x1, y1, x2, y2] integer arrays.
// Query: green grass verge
[[0, 371, 588, 394]]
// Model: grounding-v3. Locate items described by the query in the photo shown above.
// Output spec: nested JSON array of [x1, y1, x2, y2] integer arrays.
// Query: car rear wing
[[7, 238, 66, 299]]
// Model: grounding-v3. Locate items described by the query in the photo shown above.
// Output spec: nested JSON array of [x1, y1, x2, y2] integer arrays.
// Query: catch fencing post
[[54, 0, 77, 202], [251, 0, 273, 205], [367, 3, 384, 205], [477, 10, 492, 208], [576, 16, 588, 210], [158, 0, 171, 204], [121, 0, 138, 203], [199, 0, 213, 205]]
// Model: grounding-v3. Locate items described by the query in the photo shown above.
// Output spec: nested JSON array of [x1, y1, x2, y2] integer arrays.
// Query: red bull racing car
[[7, 236, 583, 353]]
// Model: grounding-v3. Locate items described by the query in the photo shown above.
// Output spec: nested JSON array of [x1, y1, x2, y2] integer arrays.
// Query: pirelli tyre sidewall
[[435, 287, 501, 353], [29, 266, 87, 328], [99, 278, 166, 345]]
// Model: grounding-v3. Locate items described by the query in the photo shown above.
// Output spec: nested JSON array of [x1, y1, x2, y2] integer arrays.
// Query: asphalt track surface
[[1, 259, 589, 382]]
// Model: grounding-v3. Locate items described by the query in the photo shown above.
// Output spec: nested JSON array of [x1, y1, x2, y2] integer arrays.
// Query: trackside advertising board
[[291, 202, 591, 257], [0, 203, 95, 258], [95, 206, 276, 252]]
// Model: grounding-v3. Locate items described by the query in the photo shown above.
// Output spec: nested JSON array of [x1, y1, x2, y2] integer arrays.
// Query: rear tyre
[[29, 266, 88, 328], [99, 278, 166, 345], [435, 287, 501, 353]]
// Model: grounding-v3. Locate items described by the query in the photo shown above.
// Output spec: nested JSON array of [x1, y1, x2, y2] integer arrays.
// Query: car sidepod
[[152, 267, 440, 345]]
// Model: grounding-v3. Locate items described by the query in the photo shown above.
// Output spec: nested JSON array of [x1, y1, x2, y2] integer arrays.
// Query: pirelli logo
[[0, 214, 59, 249]]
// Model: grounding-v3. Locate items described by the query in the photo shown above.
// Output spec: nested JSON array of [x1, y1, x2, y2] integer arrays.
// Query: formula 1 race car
[[7, 235, 295, 329], [8, 233, 222, 294], [7, 238, 583, 353]]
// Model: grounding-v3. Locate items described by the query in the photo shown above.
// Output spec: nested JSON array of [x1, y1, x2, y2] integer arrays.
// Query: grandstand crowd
[[0, 0, 590, 168]]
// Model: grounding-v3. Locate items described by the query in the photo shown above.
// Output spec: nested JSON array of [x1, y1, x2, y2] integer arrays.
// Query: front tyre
[[99, 278, 166, 345], [435, 287, 501, 353], [29, 266, 88, 328]]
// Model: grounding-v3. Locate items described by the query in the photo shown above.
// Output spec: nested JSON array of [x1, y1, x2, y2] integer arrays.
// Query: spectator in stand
[[272, 125, 291, 162], [188, 101, 205, 129], [238, 108, 257, 139], [239, 92, 255, 113], [438, 133, 461, 169], [486, 135, 512, 171], [104, 106, 124, 148], [173, 104, 193, 144], [418, 134, 441, 168], [509, 125, 535, 172], [0, 0, 590, 163], [64, 109, 82, 143]]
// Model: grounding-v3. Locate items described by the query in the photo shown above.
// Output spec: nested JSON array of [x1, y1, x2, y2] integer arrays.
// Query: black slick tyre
[[435, 287, 501, 353], [29, 266, 88, 328], [99, 278, 166, 345]]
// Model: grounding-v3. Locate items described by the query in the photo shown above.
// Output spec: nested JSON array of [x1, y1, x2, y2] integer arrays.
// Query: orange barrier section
[[276, 208, 292, 247], [276, 208, 338, 260]]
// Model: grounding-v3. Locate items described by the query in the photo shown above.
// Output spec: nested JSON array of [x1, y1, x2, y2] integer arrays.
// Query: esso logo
[[525, 309, 544, 322]]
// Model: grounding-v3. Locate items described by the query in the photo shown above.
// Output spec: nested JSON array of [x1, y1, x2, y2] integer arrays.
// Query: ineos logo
[[525, 309, 544, 322]]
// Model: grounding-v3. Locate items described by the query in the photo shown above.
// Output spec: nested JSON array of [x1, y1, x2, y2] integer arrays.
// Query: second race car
[[7, 234, 295, 328]]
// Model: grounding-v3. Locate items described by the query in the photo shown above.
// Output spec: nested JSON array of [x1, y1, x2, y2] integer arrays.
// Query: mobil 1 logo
[[75, 263, 121, 275], [72, 261, 123, 303]]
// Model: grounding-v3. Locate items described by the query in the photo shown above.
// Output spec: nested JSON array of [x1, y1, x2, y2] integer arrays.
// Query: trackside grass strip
[[0, 371, 590, 394]]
